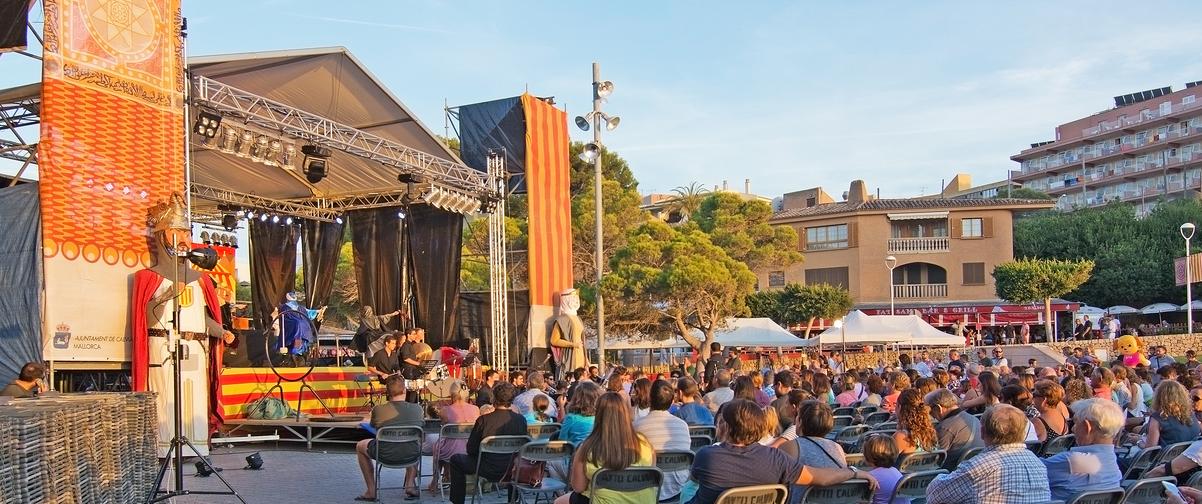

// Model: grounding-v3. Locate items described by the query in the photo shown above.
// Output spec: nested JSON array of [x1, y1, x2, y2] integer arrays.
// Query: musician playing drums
[[366, 333, 402, 380], [400, 328, 431, 402]]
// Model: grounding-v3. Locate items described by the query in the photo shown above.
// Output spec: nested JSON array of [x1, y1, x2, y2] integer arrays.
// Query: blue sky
[[5, 1, 1202, 199]]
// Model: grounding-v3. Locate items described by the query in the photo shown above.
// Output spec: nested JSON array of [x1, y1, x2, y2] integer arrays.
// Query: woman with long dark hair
[[961, 370, 1002, 411], [893, 388, 937, 454], [555, 392, 656, 504]]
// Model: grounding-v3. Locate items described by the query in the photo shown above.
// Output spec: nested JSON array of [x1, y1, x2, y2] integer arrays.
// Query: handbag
[[502, 455, 546, 487]]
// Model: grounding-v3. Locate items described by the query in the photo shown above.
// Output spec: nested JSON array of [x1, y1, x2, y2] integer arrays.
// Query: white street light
[[885, 255, 898, 316], [596, 80, 614, 98], [1183, 222, 1196, 335], [587, 64, 620, 373], [833, 317, 846, 355], [578, 142, 601, 163]]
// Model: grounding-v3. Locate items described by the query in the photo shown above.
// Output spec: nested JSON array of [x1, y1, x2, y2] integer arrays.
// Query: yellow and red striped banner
[[219, 367, 372, 419], [521, 94, 573, 308]]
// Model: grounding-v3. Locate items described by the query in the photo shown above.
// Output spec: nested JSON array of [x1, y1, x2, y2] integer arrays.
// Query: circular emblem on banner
[[44, 238, 59, 258], [102, 247, 120, 265], [62, 241, 80, 260], [122, 250, 140, 267], [82, 0, 162, 63], [82, 244, 101, 263]]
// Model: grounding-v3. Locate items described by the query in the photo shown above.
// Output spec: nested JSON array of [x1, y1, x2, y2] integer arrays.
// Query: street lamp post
[[885, 255, 898, 315], [833, 318, 846, 357], [1183, 223, 1196, 335], [575, 63, 620, 373]]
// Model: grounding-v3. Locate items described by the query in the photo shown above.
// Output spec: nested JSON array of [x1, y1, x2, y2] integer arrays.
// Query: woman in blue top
[[1143, 380, 1202, 448], [557, 380, 603, 445]]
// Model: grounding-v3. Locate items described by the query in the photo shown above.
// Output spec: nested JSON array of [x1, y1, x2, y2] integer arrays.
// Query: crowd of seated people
[[350, 341, 1202, 504]]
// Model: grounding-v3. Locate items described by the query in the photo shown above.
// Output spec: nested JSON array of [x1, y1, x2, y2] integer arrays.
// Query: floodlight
[[193, 111, 222, 139], [244, 452, 264, 470], [335, 216, 344, 224], [281, 144, 298, 169], [194, 460, 213, 477], [219, 127, 238, 152], [259, 213, 269, 222], [578, 142, 601, 162], [235, 131, 253, 157], [222, 214, 238, 231], [271, 215, 280, 224], [187, 247, 219, 271], [575, 115, 590, 131], [397, 210, 406, 220], [285, 216, 294, 225], [604, 115, 621, 131], [596, 80, 614, 98]]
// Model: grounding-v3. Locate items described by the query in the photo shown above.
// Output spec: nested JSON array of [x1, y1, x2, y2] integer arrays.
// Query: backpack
[[246, 395, 295, 420]]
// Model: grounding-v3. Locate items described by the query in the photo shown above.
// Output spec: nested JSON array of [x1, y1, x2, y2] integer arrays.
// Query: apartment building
[[1012, 81, 1202, 216], [759, 180, 1057, 326], [914, 173, 1023, 200]]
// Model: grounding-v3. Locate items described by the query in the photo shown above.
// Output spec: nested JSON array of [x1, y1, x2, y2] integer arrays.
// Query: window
[[806, 197, 816, 207], [963, 263, 985, 285], [961, 218, 983, 238], [1186, 95, 1197, 105], [804, 267, 849, 289], [805, 224, 849, 250], [768, 271, 785, 288]]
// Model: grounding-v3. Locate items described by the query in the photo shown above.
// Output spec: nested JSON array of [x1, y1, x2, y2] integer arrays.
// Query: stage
[[219, 366, 373, 420]]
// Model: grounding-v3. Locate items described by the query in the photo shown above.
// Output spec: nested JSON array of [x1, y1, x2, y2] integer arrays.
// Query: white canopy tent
[[1106, 305, 1140, 315], [1141, 303, 1179, 314], [1073, 304, 1106, 317], [598, 318, 809, 351], [811, 310, 963, 347]]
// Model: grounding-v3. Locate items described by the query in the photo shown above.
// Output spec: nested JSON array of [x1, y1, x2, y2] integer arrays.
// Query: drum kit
[[406, 362, 463, 405]]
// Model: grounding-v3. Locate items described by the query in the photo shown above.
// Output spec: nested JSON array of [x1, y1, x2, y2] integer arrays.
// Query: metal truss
[[190, 183, 342, 222], [191, 75, 494, 198], [486, 152, 510, 372], [0, 89, 40, 171]]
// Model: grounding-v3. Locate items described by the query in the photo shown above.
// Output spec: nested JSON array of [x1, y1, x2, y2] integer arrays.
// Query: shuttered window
[[963, 262, 986, 285], [805, 267, 849, 289]]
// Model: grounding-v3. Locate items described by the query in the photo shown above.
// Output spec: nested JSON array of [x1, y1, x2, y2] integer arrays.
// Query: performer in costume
[[273, 291, 315, 366], [356, 306, 406, 355], [549, 289, 588, 381], [130, 192, 233, 457]]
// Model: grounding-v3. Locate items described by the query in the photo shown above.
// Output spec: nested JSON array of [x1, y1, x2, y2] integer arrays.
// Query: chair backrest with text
[[799, 479, 872, 504], [527, 422, 561, 440], [689, 425, 718, 440], [691, 435, 714, 453], [1122, 447, 1162, 480], [897, 451, 946, 473], [655, 450, 695, 474], [713, 484, 788, 504], [591, 467, 663, 503], [889, 470, 946, 502], [476, 434, 533, 480], [1158, 441, 1193, 465], [1063, 489, 1123, 504], [440, 422, 475, 440], [1041, 433, 1075, 457], [1120, 476, 1173, 504], [374, 426, 423, 467]]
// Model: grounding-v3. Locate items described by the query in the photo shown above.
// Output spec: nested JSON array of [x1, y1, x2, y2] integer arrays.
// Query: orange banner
[[39, 0, 185, 361], [521, 94, 573, 308]]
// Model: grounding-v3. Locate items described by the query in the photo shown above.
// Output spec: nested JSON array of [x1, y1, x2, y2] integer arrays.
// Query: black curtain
[[408, 205, 464, 348], [0, 183, 41, 385], [458, 290, 530, 369], [350, 208, 403, 333], [0, 0, 29, 52], [301, 219, 344, 310], [249, 220, 300, 331]]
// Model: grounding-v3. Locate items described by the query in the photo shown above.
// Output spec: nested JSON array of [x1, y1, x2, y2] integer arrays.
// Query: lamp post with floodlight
[[1183, 222, 1196, 335], [575, 63, 620, 372], [885, 255, 898, 315]]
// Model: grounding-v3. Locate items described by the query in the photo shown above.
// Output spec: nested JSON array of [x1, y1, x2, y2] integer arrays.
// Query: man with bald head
[[927, 404, 1050, 504]]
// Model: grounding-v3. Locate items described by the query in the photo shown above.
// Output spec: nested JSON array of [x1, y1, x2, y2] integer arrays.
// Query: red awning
[[859, 301, 1080, 327]]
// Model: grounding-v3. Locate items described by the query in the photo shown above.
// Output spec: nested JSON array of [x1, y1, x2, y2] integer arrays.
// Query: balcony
[[887, 237, 949, 254], [893, 283, 948, 299]]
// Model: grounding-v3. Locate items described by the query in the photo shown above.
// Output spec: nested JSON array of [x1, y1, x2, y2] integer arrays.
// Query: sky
[[5, 0, 1202, 201]]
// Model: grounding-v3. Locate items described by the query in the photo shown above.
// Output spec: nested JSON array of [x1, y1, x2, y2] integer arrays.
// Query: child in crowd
[[526, 394, 553, 424], [862, 433, 905, 504]]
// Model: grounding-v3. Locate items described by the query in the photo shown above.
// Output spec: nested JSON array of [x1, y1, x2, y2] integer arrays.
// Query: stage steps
[[968, 344, 1067, 369]]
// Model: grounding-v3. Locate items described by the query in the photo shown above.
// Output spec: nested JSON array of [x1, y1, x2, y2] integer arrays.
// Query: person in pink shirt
[[835, 374, 861, 407], [882, 372, 910, 414]]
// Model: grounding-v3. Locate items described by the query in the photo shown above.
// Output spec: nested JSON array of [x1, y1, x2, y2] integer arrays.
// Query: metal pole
[[592, 62, 606, 373], [1189, 236, 1194, 335]]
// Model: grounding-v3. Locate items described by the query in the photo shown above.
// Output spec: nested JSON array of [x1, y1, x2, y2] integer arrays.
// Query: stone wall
[[1045, 333, 1201, 361]]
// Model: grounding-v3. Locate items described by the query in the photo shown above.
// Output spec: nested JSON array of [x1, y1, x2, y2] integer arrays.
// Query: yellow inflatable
[[1113, 334, 1149, 367]]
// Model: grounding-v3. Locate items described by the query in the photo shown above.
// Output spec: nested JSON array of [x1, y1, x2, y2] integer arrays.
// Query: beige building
[[759, 181, 1054, 321], [914, 173, 1024, 200]]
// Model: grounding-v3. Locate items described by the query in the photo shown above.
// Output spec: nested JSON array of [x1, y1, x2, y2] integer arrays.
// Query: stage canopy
[[599, 318, 809, 350], [810, 310, 963, 347]]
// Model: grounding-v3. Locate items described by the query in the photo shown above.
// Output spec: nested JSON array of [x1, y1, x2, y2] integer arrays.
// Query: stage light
[[397, 210, 406, 219], [219, 127, 238, 152], [301, 144, 331, 184], [578, 142, 601, 162], [194, 461, 213, 477], [230, 236, 238, 249], [281, 144, 298, 169], [187, 247, 219, 271], [222, 214, 238, 231], [250, 136, 269, 162], [244, 452, 264, 470], [193, 111, 223, 139], [597, 80, 615, 98], [285, 216, 294, 225], [235, 209, 246, 218], [575, 115, 590, 131], [200, 231, 211, 244], [236, 131, 254, 157], [335, 216, 344, 224], [266, 140, 283, 167], [271, 215, 280, 224], [259, 213, 269, 222], [245, 210, 255, 219]]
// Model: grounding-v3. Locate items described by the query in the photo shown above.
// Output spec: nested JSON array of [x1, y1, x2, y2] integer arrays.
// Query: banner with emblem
[[38, 0, 185, 361]]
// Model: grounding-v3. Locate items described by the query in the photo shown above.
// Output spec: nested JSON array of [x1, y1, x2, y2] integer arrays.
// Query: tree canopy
[[603, 220, 757, 358], [691, 191, 802, 273], [996, 187, 1052, 200], [994, 257, 1093, 340]]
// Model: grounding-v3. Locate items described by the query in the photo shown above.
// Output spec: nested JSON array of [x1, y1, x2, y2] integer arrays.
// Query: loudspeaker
[[527, 347, 550, 371]]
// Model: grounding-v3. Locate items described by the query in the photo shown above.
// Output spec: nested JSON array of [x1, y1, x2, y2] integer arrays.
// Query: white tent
[[599, 318, 809, 350], [811, 310, 963, 347], [1106, 305, 1140, 315], [1140, 303, 1179, 314], [1074, 304, 1106, 317]]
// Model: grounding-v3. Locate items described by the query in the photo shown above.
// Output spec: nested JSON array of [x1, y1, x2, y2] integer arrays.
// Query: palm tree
[[667, 182, 709, 223]]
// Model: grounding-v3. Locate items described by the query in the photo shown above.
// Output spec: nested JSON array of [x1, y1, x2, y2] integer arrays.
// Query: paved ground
[[161, 444, 515, 504]]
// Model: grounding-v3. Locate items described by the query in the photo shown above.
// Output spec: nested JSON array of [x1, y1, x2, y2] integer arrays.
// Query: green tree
[[779, 283, 855, 336], [603, 220, 757, 359], [745, 290, 785, 323], [993, 258, 1093, 341], [666, 182, 710, 223], [692, 191, 803, 272]]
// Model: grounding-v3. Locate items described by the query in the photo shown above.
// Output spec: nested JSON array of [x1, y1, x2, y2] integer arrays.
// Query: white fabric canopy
[[599, 318, 808, 350], [1074, 304, 1106, 317], [810, 310, 963, 347], [1140, 303, 1179, 314], [1106, 305, 1140, 314]]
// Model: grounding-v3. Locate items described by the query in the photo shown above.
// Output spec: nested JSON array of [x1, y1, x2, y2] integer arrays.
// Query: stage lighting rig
[[579, 142, 601, 162], [302, 144, 332, 183], [193, 111, 223, 139], [244, 452, 264, 470], [222, 213, 238, 231]]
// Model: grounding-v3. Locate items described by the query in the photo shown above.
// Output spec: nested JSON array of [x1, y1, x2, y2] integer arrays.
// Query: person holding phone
[[1, 362, 46, 398]]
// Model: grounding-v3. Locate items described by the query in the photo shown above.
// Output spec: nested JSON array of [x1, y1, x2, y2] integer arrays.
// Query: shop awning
[[887, 211, 949, 220]]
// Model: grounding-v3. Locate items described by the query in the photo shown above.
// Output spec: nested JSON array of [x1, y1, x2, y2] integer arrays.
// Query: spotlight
[[244, 452, 264, 470], [281, 144, 298, 169], [301, 144, 331, 184], [245, 210, 256, 219], [222, 214, 238, 231], [235, 209, 246, 218], [219, 127, 238, 152], [236, 131, 254, 157], [271, 215, 280, 224], [266, 140, 283, 167], [193, 111, 223, 139], [596, 80, 615, 98], [230, 236, 238, 249], [397, 210, 406, 219], [199, 231, 211, 244], [578, 142, 601, 163], [250, 136, 269, 161], [574, 115, 590, 131], [187, 247, 219, 271], [334, 216, 344, 225], [259, 213, 269, 222], [193, 459, 223, 477], [285, 216, 294, 225]]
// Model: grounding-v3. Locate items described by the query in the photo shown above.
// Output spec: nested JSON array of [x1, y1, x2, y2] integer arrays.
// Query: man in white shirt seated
[[703, 369, 734, 414], [634, 379, 691, 501], [512, 369, 557, 419]]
